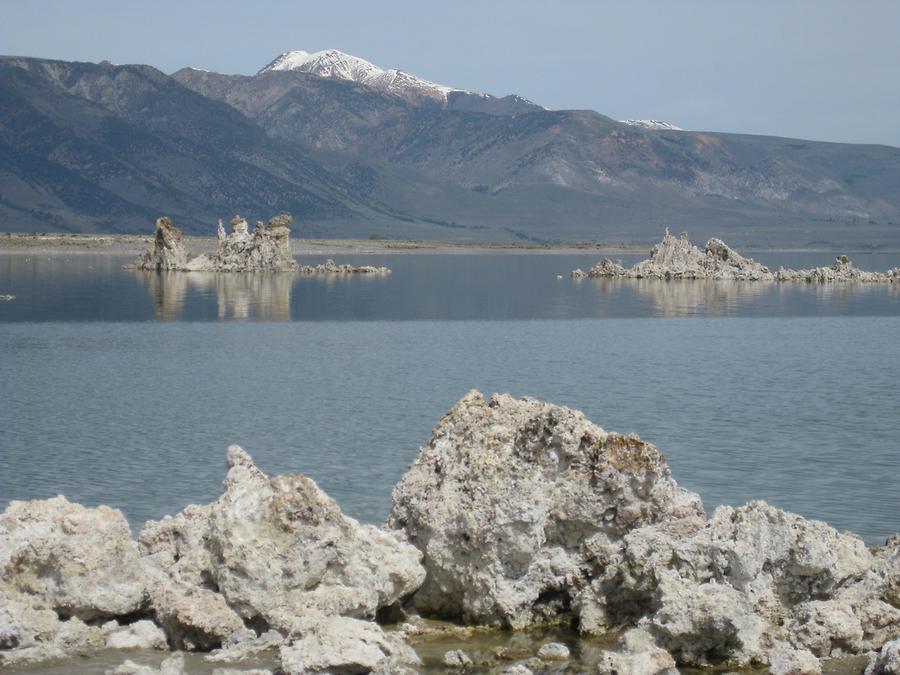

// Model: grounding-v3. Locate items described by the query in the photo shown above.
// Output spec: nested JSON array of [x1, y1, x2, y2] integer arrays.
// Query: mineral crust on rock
[[127, 216, 393, 275], [140, 445, 425, 635], [388, 390, 899, 670], [198, 215, 299, 272], [387, 389, 704, 628], [278, 614, 420, 674], [0, 496, 146, 619], [573, 229, 898, 283], [127, 217, 193, 271], [866, 638, 900, 674], [595, 627, 678, 675], [127, 215, 299, 272], [777, 254, 899, 283], [0, 497, 150, 667], [298, 258, 392, 275]]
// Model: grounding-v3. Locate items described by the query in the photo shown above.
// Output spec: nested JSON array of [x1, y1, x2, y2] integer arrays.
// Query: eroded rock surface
[[198, 215, 299, 272], [127, 215, 299, 272], [866, 638, 900, 674], [596, 627, 678, 675], [278, 614, 419, 674], [573, 229, 897, 283], [128, 217, 193, 271], [777, 254, 900, 283], [140, 445, 425, 636], [387, 390, 704, 628], [0, 496, 146, 619], [0, 497, 150, 667], [2, 392, 897, 672], [388, 390, 899, 669], [298, 258, 392, 275], [127, 216, 393, 275]]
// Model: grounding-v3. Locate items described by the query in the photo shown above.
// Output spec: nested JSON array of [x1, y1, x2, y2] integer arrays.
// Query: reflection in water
[[585, 277, 898, 317], [136, 272, 294, 320], [588, 278, 768, 316]]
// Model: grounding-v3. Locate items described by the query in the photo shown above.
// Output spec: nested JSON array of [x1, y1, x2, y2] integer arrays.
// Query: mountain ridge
[[2, 53, 899, 245]]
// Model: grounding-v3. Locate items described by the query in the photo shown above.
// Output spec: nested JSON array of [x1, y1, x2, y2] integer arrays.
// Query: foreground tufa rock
[[387, 390, 704, 628], [0, 496, 146, 619], [595, 627, 678, 675], [388, 390, 900, 668], [866, 638, 900, 674], [279, 613, 420, 674], [139, 445, 425, 636], [2, 392, 898, 671], [573, 229, 898, 283], [0, 497, 149, 667]]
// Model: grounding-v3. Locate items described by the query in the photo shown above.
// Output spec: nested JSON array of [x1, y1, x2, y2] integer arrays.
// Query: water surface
[[0, 252, 898, 545]]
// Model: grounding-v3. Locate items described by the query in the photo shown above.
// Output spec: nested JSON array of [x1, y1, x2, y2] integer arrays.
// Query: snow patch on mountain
[[621, 119, 684, 131], [258, 49, 462, 102]]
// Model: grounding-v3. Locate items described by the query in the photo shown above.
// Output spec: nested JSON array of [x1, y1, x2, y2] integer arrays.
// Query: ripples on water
[[0, 252, 898, 545]]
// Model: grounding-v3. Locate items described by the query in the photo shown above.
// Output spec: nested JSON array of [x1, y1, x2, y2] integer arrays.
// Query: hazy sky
[[2, 0, 898, 146]]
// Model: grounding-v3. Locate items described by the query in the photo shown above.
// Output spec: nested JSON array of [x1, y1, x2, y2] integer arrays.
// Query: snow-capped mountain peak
[[621, 119, 684, 131], [258, 49, 459, 102]]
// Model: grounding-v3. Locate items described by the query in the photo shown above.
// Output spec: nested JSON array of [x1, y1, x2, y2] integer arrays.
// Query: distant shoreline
[[1, 232, 899, 256]]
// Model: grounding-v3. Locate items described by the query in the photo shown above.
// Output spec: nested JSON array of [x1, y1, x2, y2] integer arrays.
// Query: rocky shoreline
[[2, 392, 898, 674], [572, 230, 900, 283], [125, 217, 391, 275]]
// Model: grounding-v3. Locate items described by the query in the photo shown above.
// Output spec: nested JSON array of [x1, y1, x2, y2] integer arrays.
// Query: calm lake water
[[1, 251, 898, 545]]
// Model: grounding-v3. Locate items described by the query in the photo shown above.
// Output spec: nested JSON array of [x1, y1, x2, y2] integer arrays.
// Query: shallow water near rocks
[[2, 627, 868, 674]]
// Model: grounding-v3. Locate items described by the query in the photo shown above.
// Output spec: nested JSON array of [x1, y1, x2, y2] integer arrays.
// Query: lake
[[1, 251, 898, 545]]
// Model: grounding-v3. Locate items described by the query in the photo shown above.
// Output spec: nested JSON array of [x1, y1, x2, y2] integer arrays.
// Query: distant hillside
[[2, 52, 899, 245], [0, 56, 394, 234]]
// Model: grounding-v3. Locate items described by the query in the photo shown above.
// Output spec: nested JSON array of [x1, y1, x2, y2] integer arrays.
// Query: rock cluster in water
[[1, 391, 898, 674], [572, 229, 900, 283], [126, 216, 391, 275]]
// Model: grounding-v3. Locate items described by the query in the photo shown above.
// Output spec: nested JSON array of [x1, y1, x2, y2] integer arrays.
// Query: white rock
[[388, 390, 703, 628], [536, 641, 570, 660], [204, 629, 284, 662], [127, 217, 192, 271], [105, 654, 185, 675], [0, 585, 106, 668], [866, 639, 900, 674], [127, 215, 299, 272], [0, 496, 146, 620], [593, 500, 874, 665], [767, 645, 822, 675], [596, 627, 678, 675], [789, 600, 863, 656], [443, 648, 473, 667], [142, 569, 249, 650], [502, 666, 534, 675], [140, 445, 425, 634], [576, 230, 897, 283], [105, 619, 168, 650], [278, 614, 419, 674]]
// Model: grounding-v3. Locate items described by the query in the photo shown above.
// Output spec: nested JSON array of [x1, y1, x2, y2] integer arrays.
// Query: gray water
[[1, 252, 898, 545]]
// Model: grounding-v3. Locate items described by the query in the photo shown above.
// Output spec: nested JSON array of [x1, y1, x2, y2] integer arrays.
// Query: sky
[[2, 0, 898, 147]]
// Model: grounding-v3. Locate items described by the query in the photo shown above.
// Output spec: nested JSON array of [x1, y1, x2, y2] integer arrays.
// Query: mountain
[[253, 49, 542, 115], [0, 56, 404, 234], [2, 51, 900, 245], [172, 53, 900, 245], [621, 119, 684, 131]]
